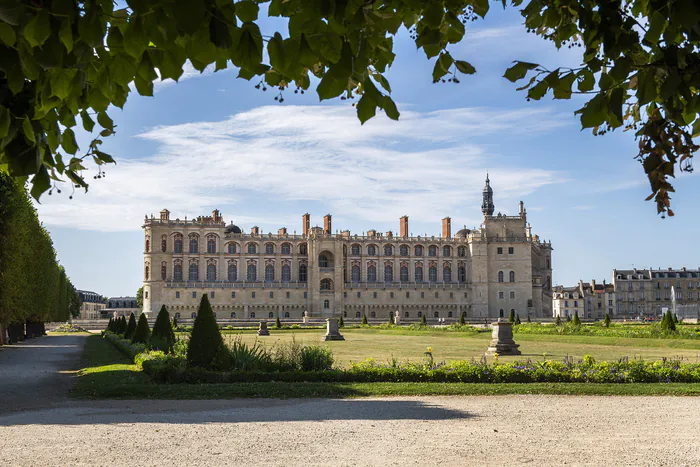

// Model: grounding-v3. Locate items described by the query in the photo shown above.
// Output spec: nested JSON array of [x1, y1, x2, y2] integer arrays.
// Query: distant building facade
[[613, 268, 700, 318], [552, 280, 615, 319], [141, 177, 553, 321], [552, 286, 585, 319], [77, 290, 106, 319], [105, 296, 140, 318]]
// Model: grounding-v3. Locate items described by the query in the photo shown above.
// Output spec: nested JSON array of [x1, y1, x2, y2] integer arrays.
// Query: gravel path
[[0, 334, 85, 414], [1, 396, 699, 466]]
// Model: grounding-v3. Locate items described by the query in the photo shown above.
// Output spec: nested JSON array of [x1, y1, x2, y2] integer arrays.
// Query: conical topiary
[[459, 312, 465, 326], [131, 313, 151, 344], [361, 314, 368, 325], [566, 314, 572, 323], [508, 310, 515, 323], [339, 316, 344, 327], [124, 313, 137, 339], [555, 315, 562, 326], [106, 317, 112, 331], [119, 315, 128, 334], [187, 294, 226, 370], [515, 314, 521, 325], [389, 312, 394, 325], [151, 305, 175, 353], [573, 311, 582, 326], [275, 316, 281, 329], [421, 314, 427, 325], [172, 317, 178, 329], [603, 313, 611, 327]]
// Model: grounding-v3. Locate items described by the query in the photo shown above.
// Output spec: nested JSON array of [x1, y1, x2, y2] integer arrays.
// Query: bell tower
[[481, 173, 494, 217]]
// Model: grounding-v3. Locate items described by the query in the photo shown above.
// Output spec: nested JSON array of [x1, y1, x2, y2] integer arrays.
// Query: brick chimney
[[251, 226, 259, 235], [400, 216, 408, 238], [442, 217, 451, 238], [323, 214, 332, 234], [302, 213, 310, 236], [386, 230, 393, 238], [278, 227, 287, 236]]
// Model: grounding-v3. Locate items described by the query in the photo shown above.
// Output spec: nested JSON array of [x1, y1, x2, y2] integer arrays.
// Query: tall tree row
[[0, 171, 78, 342]]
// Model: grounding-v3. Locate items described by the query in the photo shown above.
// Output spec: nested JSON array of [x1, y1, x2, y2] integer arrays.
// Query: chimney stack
[[441, 217, 451, 238], [400, 216, 409, 238], [278, 227, 287, 236], [386, 230, 393, 238], [251, 226, 259, 235], [323, 214, 332, 235], [302, 213, 310, 236]]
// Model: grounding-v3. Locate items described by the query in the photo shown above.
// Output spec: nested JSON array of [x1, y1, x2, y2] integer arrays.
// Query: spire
[[481, 173, 494, 217]]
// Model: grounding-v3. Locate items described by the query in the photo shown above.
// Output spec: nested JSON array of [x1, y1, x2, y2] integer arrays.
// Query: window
[[357, 292, 361, 298], [367, 264, 377, 282], [192, 291, 196, 299], [457, 246, 466, 257], [499, 309, 504, 317], [269, 292, 274, 299], [546, 257, 550, 268], [384, 245, 393, 256], [265, 264, 274, 282], [510, 291, 515, 299], [367, 245, 376, 256], [351, 265, 360, 282], [443, 246, 451, 257], [464, 292, 468, 298], [175, 291, 180, 298], [428, 245, 437, 257], [434, 291, 439, 298], [421, 292, 424, 298], [434, 311, 439, 318], [498, 271, 504, 282], [406, 291, 410, 298], [565, 300, 569, 307], [508, 247, 514, 254], [228, 263, 237, 281], [161, 236, 167, 252], [574, 300, 579, 307], [321, 279, 332, 290], [304, 292, 307, 298], [390, 292, 394, 298], [499, 291, 504, 299], [415, 266, 423, 283], [384, 264, 393, 282], [144, 264, 150, 280], [415, 245, 423, 256], [281, 243, 291, 255], [191, 312, 197, 319], [418, 311, 423, 317], [351, 244, 361, 255], [174, 264, 183, 281], [282, 264, 291, 282], [284, 312, 290, 318], [371, 311, 376, 318], [207, 264, 216, 281], [400, 266, 409, 282], [448, 311, 453, 317], [497, 247, 503, 254], [174, 237, 183, 253], [247, 264, 257, 281], [250, 312, 255, 318], [145, 238, 150, 252], [344, 292, 347, 298], [227, 243, 237, 254], [299, 243, 307, 255], [356, 312, 361, 318], [373, 292, 377, 299], [299, 264, 307, 282], [210, 291, 215, 299], [189, 237, 198, 253], [429, 266, 437, 282], [405, 312, 409, 318], [449, 292, 453, 299], [458, 266, 466, 283], [252, 292, 256, 299], [231, 312, 237, 318], [247, 243, 257, 254], [443, 266, 451, 282], [207, 238, 216, 254], [323, 299, 330, 309], [161, 263, 166, 280], [400, 245, 409, 256], [509, 271, 515, 282], [319, 254, 330, 267], [189, 263, 198, 281], [286, 291, 290, 298], [265, 243, 274, 254], [232, 292, 236, 298]]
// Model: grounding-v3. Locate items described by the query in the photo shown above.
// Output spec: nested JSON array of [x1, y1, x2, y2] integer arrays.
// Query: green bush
[[508, 310, 515, 323], [459, 312, 465, 326], [339, 316, 344, 327], [103, 331, 147, 359], [555, 316, 561, 326], [566, 315, 572, 323], [132, 313, 151, 344], [187, 294, 226, 370], [106, 317, 113, 332], [118, 316, 127, 334], [151, 305, 175, 353], [301, 345, 334, 371], [361, 314, 368, 325], [228, 336, 271, 371], [514, 322, 699, 339], [388, 312, 394, 325], [421, 314, 427, 325], [275, 316, 281, 329], [124, 313, 137, 339], [515, 314, 521, 325], [603, 313, 611, 327], [173, 317, 178, 329], [573, 312, 582, 326]]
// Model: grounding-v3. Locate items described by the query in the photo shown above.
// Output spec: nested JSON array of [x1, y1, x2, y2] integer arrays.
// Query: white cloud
[[36, 105, 566, 232], [152, 62, 219, 91]]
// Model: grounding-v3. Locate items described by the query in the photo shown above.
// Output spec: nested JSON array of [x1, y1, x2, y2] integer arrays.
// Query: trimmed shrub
[[566, 315, 572, 323], [459, 312, 465, 326], [515, 314, 521, 325], [421, 314, 427, 325], [388, 312, 394, 325], [106, 317, 113, 331], [187, 294, 226, 370], [300, 346, 334, 371], [132, 313, 151, 344], [361, 314, 368, 325], [173, 317, 178, 329], [661, 311, 676, 332], [119, 316, 128, 334], [573, 311, 582, 326], [508, 310, 515, 323], [275, 316, 281, 329], [339, 316, 344, 327], [603, 313, 611, 327], [555, 315, 562, 326], [124, 313, 137, 339], [151, 305, 175, 353]]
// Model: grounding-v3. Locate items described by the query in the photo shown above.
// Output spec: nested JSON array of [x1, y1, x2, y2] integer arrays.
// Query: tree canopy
[[0, 0, 698, 215]]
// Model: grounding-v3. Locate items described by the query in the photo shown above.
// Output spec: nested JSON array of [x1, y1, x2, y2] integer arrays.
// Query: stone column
[[485, 320, 521, 355], [321, 318, 345, 341]]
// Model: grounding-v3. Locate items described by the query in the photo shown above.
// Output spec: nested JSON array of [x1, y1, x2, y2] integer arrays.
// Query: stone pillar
[[321, 318, 344, 341], [485, 320, 521, 355], [303, 311, 309, 324]]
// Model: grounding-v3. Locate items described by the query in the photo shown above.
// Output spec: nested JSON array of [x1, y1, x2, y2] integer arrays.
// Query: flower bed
[[514, 322, 700, 339]]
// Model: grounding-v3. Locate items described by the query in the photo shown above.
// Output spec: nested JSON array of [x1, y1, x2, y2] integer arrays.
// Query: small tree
[[118, 316, 128, 334], [339, 316, 344, 327], [459, 312, 465, 326], [508, 310, 515, 323], [661, 311, 677, 332], [674, 313, 680, 324], [124, 313, 137, 339], [515, 314, 521, 325], [106, 317, 113, 332], [131, 313, 151, 344], [172, 317, 178, 329], [603, 313, 611, 327], [573, 311, 582, 326], [566, 314, 572, 323], [275, 316, 282, 329], [187, 294, 226, 370], [555, 315, 562, 326], [361, 314, 368, 325], [527, 315, 531, 323], [421, 314, 427, 325], [151, 305, 175, 353], [389, 312, 394, 325]]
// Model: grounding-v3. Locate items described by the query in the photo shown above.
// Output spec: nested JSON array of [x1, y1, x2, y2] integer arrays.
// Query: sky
[[35, 6, 700, 298]]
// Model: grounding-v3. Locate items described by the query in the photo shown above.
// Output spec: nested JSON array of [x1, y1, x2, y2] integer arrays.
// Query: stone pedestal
[[257, 321, 270, 336], [321, 318, 345, 341], [485, 320, 521, 355], [302, 311, 309, 324]]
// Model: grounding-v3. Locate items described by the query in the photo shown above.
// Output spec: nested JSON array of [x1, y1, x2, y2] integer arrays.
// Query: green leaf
[[608, 87, 624, 126], [110, 54, 137, 86], [579, 93, 608, 128], [173, 0, 207, 34], [373, 73, 392, 93], [357, 94, 377, 124], [317, 73, 346, 100], [97, 112, 114, 130], [421, 3, 444, 28], [432, 53, 453, 81], [644, 11, 667, 44], [637, 70, 657, 105], [80, 110, 95, 132], [58, 19, 73, 53], [30, 165, 50, 201], [267, 32, 285, 72], [95, 150, 115, 164], [503, 61, 539, 82], [0, 22, 16, 46], [0, 106, 10, 139], [383, 96, 400, 120], [50, 69, 77, 100], [61, 128, 78, 154], [527, 80, 549, 100], [577, 69, 594, 92], [22, 118, 35, 144], [209, 9, 233, 49], [553, 72, 576, 99], [236, 23, 263, 69], [23, 10, 51, 48], [455, 60, 476, 75], [235, 0, 259, 23]]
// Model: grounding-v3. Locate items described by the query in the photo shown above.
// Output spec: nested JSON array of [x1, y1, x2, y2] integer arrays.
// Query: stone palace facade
[[142, 177, 553, 321]]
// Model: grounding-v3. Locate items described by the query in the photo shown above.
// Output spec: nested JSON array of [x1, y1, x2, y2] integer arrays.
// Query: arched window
[[281, 243, 291, 255], [343, 311, 347, 318], [189, 263, 198, 281], [458, 266, 466, 283], [175, 312, 180, 319], [250, 312, 255, 318], [498, 271, 504, 282], [443, 246, 451, 257], [457, 246, 466, 257], [281, 264, 291, 282], [174, 237, 183, 253], [428, 245, 437, 257], [448, 311, 453, 318], [161, 236, 167, 252], [356, 311, 361, 318], [434, 311, 439, 318], [415, 245, 423, 256], [299, 243, 307, 255], [227, 243, 237, 254], [161, 262, 167, 280], [269, 312, 274, 318], [509, 271, 515, 282], [207, 264, 216, 281], [400, 266, 409, 282], [511, 309, 515, 317], [324, 300, 330, 309], [404, 311, 409, 318], [418, 311, 422, 318], [247, 243, 257, 254], [284, 312, 290, 318], [265, 264, 274, 282], [443, 266, 451, 282], [384, 264, 393, 282], [191, 312, 197, 319], [207, 238, 216, 254], [299, 263, 307, 282], [429, 266, 437, 282], [351, 265, 361, 282], [384, 245, 393, 256], [367, 245, 376, 256], [399, 245, 409, 256], [351, 244, 361, 255], [145, 238, 150, 252], [415, 266, 424, 283], [265, 243, 275, 254], [231, 312, 236, 318], [367, 264, 377, 282], [189, 237, 198, 253], [319, 254, 329, 267], [144, 264, 149, 280], [247, 264, 257, 281], [371, 311, 376, 318], [499, 309, 504, 318], [228, 263, 237, 281], [174, 264, 183, 281]]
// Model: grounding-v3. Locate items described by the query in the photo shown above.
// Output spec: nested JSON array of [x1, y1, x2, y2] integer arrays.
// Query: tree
[[131, 313, 151, 344], [508, 310, 515, 323], [603, 313, 611, 327], [151, 305, 175, 353], [118, 315, 127, 335], [124, 312, 137, 340], [566, 315, 572, 323], [421, 314, 427, 326], [338, 316, 344, 328], [388, 312, 394, 325], [361, 314, 368, 325], [106, 317, 113, 332], [187, 294, 226, 370], [136, 287, 144, 310], [275, 316, 281, 329], [573, 312, 582, 326], [172, 317, 178, 329], [459, 312, 465, 326], [555, 315, 562, 326], [661, 311, 676, 332], [515, 314, 521, 325], [2, 1, 696, 216]]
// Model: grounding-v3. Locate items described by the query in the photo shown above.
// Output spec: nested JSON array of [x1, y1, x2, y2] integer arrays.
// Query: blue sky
[[36, 6, 699, 297]]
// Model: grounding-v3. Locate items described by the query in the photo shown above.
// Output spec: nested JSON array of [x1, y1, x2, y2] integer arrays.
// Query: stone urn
[[257, 321, 270, 336]]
